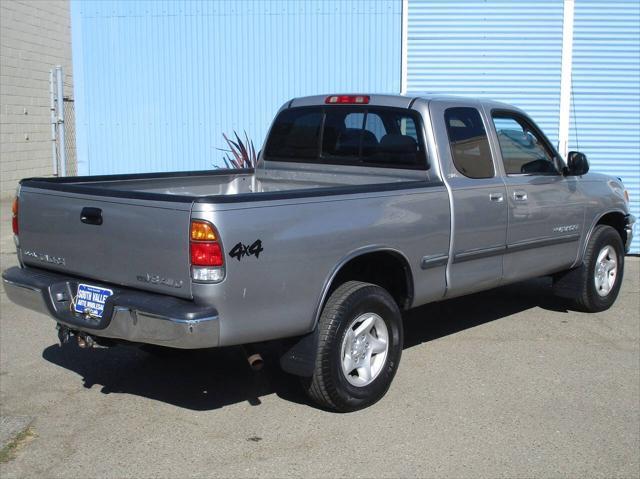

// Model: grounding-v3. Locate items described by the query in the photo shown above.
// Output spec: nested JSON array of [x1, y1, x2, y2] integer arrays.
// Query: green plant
[[218, 131, 258, 169], [0, 427, 36, 464]]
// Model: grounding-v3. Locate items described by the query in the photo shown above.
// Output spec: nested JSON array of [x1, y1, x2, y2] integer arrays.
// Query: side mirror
[[566, 151, 589, 176]]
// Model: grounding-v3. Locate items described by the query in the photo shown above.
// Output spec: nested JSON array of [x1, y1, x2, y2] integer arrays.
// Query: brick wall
[[0, 0, 73, 198]]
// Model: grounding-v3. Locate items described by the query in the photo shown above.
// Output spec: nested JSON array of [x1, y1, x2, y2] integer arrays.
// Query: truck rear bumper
[[2, 266, 219, 349]]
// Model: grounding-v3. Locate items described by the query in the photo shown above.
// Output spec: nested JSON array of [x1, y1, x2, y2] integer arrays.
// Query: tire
[[303, 281, 403, 412], [556, 225, 625, 312]]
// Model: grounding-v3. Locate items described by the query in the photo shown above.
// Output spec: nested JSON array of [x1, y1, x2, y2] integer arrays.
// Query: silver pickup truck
[[3, 94, 635, 411]]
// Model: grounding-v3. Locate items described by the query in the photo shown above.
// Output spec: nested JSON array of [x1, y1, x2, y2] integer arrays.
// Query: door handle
[[489, 193, 504, 202], [513, 191, 528, 201], [80, 207, 103, 225]]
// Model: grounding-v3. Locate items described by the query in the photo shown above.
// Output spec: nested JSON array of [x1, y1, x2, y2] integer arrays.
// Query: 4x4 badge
[[229, 239, 263, 261]]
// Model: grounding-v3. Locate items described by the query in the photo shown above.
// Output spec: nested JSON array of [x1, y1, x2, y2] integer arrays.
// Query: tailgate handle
[[80, 207, 103, 225]]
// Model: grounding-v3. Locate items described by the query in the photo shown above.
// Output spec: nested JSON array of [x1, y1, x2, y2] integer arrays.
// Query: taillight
[[190, 242, 223, 266], [191, 220, 217, 241], [11, 196, 19, 235], [325, 95, 370, 104], [190, 220, 225, 282]]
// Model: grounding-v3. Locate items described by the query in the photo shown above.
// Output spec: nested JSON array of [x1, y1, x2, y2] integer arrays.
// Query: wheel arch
[[280, 247, 414, 378], [581, 210, 628, 263], [313, 247, 415, 326]]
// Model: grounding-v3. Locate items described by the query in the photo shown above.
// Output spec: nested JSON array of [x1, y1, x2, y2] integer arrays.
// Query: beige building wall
[[0, 0, 73, 198]]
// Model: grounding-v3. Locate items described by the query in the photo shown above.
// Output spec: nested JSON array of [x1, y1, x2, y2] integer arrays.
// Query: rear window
[[265, 106, 427, 170]]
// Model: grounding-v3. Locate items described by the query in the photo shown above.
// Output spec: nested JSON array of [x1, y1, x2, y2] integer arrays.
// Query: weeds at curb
[[0, 427, 36, 463]]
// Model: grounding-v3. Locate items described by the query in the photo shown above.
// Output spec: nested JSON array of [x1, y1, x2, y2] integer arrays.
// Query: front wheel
[[303, 281, 403, 412], [555, 225, 625, 312]]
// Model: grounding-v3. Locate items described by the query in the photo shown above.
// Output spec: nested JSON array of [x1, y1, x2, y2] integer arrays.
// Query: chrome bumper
[[2, 267, 219, 349], [625, 214, 635, 253]]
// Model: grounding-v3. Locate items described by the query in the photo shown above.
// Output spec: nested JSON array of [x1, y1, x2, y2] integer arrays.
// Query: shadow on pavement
[[402, 276, 570, 349], [42, 276, 570, 411], [42, 342, 309, 411]]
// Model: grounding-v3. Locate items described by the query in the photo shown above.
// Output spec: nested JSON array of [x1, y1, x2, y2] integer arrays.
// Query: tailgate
[[17, 190, 193, 299]]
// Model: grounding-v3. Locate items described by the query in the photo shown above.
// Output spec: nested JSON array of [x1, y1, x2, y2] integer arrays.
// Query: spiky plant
[[218, 131, 258, 169]]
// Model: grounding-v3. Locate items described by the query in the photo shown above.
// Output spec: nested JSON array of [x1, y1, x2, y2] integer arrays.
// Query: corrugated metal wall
[[71, 0, 638, 252], [70, 0, 401, 175], [570, 0, 639, 253], [406, 0, 564, 144], [406, 0, 638, 253]]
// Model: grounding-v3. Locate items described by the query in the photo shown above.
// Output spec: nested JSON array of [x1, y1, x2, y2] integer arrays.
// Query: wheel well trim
[[579, 209, 628, 263], [311, 246, 414, 330]]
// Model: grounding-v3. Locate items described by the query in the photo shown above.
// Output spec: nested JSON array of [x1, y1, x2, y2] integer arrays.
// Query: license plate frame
[[74, 283, 113, 318]]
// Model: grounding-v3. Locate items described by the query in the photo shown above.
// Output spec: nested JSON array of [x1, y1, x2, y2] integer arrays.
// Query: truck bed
[[16, 164, 433, 301], [20, 163, 430, 203], [76, 170, 341, 196]]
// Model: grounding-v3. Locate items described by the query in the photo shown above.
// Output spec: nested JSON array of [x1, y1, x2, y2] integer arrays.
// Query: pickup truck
[[3, 94, 635, 412]]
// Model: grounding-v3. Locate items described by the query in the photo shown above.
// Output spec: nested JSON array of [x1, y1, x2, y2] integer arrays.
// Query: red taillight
[[190, 220, 224, 268], [190, 242, 223, 267], [325, 95, 370, 104], [11, 197, 18, 235]]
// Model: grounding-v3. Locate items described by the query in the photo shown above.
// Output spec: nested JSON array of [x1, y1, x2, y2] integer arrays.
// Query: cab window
[[444, 107, 494, 179], [492, 113, 558, 175]]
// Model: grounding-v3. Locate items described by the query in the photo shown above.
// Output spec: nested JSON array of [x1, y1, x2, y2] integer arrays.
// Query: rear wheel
[[303, 281, 403, 412]]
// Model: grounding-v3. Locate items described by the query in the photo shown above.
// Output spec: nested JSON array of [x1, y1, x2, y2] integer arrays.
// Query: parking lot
[[1, 199, 638, 478]]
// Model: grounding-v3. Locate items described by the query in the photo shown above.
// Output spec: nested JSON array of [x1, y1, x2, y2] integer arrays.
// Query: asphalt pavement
[[1, 199, 638, 478]]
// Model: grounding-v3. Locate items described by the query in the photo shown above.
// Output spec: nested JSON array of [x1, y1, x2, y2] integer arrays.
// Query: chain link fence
[[61, 98, 77, 176], [50, 66, 77, 177]]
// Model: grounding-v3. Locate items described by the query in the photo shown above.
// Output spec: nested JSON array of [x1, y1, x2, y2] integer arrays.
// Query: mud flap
[[279, 327, 319, 377], [552, 263, 586, 299]]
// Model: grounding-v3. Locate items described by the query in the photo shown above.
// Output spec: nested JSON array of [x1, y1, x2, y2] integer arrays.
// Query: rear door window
[[444, 107, 494, 179], [265, 106, 427, 170]]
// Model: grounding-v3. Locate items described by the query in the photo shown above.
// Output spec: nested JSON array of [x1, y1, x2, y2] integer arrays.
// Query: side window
[[363, 113, 386, 141], [444, 107, 494, 179], [323, 110, 362, 159], [400, 117, 417, 139], [361, 113, 386, 158], [492, 114, 558, 175], [344, 112, 365, 130], [361, 110, 422, 167]]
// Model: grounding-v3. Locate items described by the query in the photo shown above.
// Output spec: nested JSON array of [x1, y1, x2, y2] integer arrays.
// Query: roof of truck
[[287, 93, 518, 112]]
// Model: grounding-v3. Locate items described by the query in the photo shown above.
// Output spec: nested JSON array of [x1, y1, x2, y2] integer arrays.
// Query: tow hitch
[[57, 324, 71, 345], [57, 324, 97, 349]]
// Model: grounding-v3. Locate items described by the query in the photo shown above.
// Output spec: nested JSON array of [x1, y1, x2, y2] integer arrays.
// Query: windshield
[[264, 106, 428, 170]]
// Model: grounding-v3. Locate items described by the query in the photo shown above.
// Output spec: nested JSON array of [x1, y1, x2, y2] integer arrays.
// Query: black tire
[[555, 225, 625, 312], [303, 281, 403, 412]]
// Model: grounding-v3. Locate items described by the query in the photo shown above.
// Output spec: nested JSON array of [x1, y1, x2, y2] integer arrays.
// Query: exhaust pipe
[[243, 345, 264, 371], [247, 353, 264, 371]]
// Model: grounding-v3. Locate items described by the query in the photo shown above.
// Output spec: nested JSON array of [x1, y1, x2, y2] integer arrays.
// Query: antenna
[[571, 74, 579, 152]]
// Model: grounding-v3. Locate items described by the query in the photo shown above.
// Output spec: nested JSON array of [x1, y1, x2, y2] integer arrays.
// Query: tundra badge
[[23, 250, 66, 265]]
